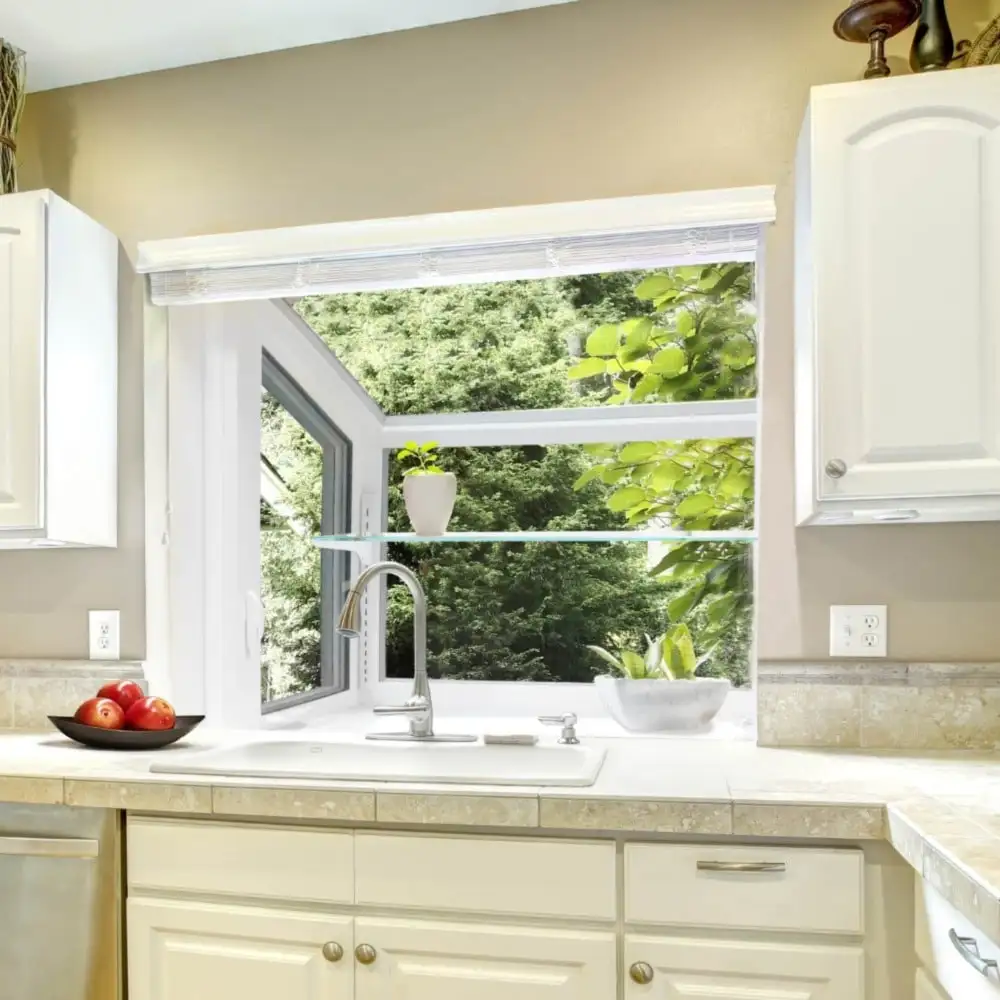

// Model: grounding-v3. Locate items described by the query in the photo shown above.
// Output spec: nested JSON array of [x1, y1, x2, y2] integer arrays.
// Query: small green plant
[[396, 441, 445, 476], [588, 623, 707, 680]]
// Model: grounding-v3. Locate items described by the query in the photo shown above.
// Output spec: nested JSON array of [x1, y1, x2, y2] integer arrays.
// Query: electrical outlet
[[89, 610, 120, 661], [830, 605, 887, 658]]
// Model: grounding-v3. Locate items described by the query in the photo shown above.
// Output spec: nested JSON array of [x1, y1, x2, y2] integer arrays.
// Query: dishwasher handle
[[0, 835, 99, 859]]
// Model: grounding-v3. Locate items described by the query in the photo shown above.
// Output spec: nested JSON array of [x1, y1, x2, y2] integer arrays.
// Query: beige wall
[[5, 0, 998, 661]]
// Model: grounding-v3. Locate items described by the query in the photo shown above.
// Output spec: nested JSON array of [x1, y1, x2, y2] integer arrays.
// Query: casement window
[[140, 188, 774, 728], [259, 354, 351, 709]]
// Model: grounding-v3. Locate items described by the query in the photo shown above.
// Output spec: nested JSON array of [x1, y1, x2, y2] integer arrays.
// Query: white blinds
[[147, 222, 764, 306]]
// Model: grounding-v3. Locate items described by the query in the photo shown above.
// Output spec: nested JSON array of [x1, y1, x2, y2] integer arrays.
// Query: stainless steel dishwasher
[[0, 803, 121, 1000]]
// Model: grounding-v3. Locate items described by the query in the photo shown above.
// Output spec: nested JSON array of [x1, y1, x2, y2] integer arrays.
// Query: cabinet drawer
[[916, 878, 1000, 1000], [128, 817, 353, 905], [625, 843, 864, 934], [355, 832, 615, 920]]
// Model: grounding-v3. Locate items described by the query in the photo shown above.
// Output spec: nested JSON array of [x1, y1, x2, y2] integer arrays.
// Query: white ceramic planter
[[403, 472, 457, 535], [594, 675, 731, 733]]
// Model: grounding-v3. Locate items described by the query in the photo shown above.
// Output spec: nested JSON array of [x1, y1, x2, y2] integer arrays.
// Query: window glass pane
[[294, 261, 756, 693], [383, 541, 751, 689], [385, 439, 754, 688], [260, 367, 350, 706], [296, 263, 756, 416], [388, 439, 754, 534], [260, 388, 323, 701]]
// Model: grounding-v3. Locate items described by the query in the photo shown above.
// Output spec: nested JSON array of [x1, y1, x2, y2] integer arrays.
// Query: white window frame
[[260, 351, 353, 710], [141, 187, 774, 727]]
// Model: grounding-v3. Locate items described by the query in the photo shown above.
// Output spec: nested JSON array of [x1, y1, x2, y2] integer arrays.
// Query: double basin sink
[[151, 739, 607, 787]]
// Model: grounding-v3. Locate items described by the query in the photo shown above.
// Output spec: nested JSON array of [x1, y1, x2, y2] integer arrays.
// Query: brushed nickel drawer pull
[[697, 860, 786, 873], [0, 835, 99, 859], [950, 928, 999, 978]]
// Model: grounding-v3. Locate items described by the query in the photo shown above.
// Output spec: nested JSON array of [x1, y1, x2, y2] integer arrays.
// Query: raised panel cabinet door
[[0, 193, 44, 529], [624, 934, 864, 999], [127, 897, 353, 1000], [915, 968, 951, 1000], [353, 916, 616, 1000], [812, 69, 1000, 502]]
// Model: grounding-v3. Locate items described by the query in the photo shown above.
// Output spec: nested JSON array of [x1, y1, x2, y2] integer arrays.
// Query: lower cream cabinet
[[915, 968, 950, 1000], [126, 819, 873, 1000], [128, 901, 613, 1000], [128, 897, 355, 1000], [624, 935, 864, 999], [915, 876, 1000, 1000], [353, 916, 616, 999]]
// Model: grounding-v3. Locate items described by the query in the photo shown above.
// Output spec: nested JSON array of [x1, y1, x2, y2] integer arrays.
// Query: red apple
[[124, 696, 176, 731], [74, 697, 125, 730], [96, 679, 144, 713]]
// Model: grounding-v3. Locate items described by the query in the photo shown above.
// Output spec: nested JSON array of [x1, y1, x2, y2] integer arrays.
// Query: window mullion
[[381, 399, 757, 449]]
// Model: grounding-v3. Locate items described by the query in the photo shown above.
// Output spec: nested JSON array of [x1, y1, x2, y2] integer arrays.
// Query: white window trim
[[142, 188, 773, 727], [382, 400, 757, 448], [137, 187, 775, 277]]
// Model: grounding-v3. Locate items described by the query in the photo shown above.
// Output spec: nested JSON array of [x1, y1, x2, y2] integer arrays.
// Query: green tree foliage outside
[[567, 264, 756, 664], [260, 388, 326, 700], [297, 279, 672, 682], [287, 264, 755, 688]]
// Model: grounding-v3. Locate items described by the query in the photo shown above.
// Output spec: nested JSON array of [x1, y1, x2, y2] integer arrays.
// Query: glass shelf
[[315, 529, 756, 551]]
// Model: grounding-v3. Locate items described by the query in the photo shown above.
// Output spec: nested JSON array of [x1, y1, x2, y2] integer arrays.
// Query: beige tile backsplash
[[0, 661, 144, 730], [757, 685, 862, 748], [758, 663, 1000, 750], [863, 686, 1000, 751], [2, 657, 995, 752]]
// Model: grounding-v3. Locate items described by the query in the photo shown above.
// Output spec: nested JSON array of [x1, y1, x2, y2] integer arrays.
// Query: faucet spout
[[337, 561, 438, 739]]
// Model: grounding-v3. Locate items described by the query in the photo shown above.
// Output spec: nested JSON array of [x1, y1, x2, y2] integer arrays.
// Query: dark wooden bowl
[[49, 715, 205, 750]]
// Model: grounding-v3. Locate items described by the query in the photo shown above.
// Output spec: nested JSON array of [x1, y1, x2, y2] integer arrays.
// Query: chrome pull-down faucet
[[337, 561, 475, 743]]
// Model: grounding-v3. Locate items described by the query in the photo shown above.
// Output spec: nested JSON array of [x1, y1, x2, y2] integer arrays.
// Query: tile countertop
[[2, 730, 1000, 940]]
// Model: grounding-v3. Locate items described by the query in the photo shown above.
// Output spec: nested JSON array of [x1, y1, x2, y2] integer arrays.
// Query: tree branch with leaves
[[570, 262, 756, 663]]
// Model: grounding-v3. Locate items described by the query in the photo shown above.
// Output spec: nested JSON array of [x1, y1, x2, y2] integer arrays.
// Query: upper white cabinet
[[0, 190, 118, 547], [796, 66, 1000, 525]]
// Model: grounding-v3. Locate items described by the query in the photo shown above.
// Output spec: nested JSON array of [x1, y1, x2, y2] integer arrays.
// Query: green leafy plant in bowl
[[396, 441, 457, 535], [590, 625, 730, 732], [588, 624, 706, 680]]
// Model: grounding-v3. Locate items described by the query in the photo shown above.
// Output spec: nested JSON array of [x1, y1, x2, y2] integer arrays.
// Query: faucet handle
[[538, 712, 580, 745]]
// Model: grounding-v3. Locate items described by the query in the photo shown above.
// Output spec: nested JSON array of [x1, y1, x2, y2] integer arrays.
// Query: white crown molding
[[136, 187, 777, 274]]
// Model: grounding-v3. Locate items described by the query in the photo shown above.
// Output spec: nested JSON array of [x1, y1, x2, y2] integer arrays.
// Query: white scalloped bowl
[[594, 675, 731, 733]]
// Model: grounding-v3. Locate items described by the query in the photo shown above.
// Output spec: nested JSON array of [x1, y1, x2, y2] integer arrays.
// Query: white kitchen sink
[[150, 739, 607, 787]]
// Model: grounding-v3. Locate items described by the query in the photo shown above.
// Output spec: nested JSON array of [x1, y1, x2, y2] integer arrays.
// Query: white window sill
[[262, 687, 757, 742]]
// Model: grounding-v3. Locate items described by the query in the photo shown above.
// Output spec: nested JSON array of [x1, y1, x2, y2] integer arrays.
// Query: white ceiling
[[1, 0, 576, 93]]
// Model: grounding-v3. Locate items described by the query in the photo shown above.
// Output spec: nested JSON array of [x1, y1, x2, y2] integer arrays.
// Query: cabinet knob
[[355, 943, 377, 966], [824, 458, 847, 479], [629, 961, 654, 985], [321, 941, 344, 963]]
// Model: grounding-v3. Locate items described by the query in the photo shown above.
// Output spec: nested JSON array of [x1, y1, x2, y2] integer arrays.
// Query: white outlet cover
[[830, 605, 887, 658], [89, 610, 121, 661]]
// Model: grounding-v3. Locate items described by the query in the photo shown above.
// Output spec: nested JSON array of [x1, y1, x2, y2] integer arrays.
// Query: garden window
[[139, 188, 773, 727]]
